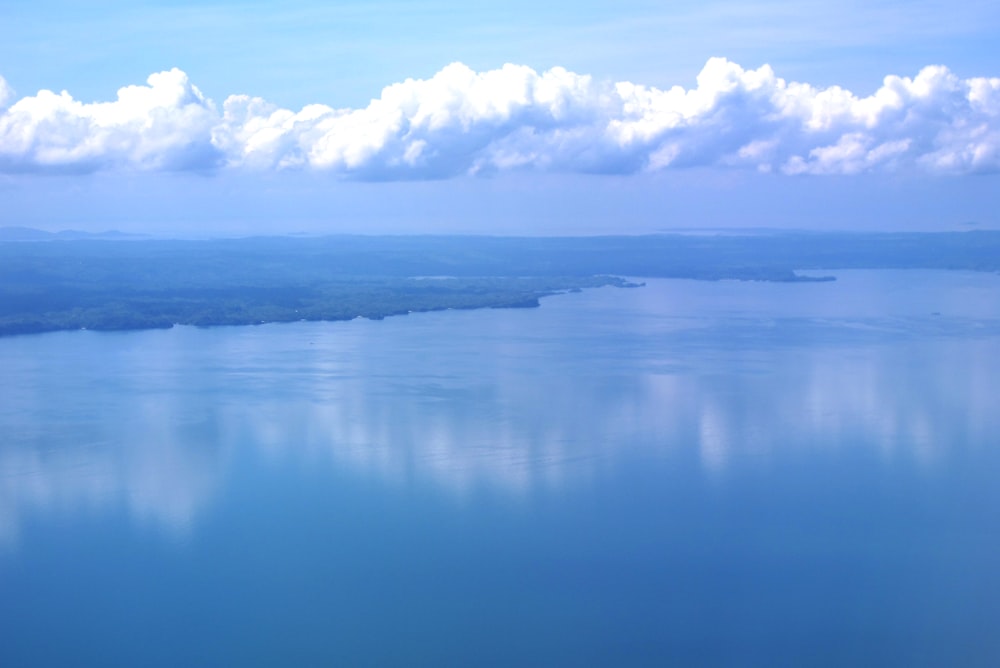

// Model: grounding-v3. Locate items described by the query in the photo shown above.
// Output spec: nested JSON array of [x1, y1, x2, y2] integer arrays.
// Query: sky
[[1, 0, 999, 236]]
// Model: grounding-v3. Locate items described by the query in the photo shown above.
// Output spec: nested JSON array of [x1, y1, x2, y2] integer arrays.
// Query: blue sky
[[1, 0, 999, 235]]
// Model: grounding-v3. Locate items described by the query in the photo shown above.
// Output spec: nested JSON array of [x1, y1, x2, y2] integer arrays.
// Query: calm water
[[2, 271, 1000, 666]]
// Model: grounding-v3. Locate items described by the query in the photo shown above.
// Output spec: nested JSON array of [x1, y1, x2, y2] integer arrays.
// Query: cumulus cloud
[[0, 68, 221, 172], [1, 59, 998, 177]]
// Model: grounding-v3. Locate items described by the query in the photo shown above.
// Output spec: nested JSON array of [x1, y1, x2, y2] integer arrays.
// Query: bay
[[2, 270, 1000, 666]]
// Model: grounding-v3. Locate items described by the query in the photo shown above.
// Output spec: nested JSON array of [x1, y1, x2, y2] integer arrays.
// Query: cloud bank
[[1, 60, 998, 178]]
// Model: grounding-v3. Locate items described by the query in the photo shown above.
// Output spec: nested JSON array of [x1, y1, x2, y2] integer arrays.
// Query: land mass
[[2, 231, 999, 337]]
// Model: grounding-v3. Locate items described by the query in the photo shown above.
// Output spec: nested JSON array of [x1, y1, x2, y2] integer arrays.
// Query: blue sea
[[2, 270, 1000, 666]]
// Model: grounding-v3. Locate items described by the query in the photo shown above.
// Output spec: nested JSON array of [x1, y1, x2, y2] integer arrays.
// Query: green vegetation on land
[[2, 231, 998, 337]]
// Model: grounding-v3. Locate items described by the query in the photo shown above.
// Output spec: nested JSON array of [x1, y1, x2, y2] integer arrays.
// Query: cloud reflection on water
[[1, 272, 999, 547]]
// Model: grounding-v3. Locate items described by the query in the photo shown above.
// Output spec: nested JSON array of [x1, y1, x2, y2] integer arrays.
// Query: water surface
[[2, 271, 999, 666]]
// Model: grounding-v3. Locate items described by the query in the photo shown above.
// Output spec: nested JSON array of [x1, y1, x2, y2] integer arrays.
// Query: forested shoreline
[[2, 231, 998, 337]]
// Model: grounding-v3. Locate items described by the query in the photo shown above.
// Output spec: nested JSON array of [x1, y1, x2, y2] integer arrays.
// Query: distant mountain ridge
[[0, 226, 150, 242]]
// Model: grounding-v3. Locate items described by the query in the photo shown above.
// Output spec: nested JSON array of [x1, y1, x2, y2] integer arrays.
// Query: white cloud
[[0, 68, 220, 172], [1, 59, 998, 177]]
